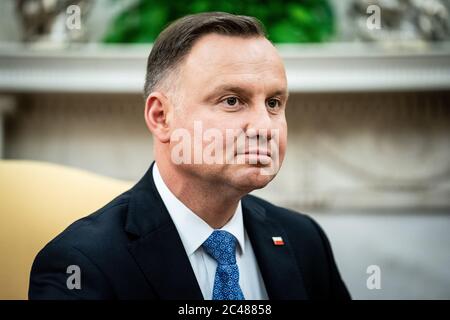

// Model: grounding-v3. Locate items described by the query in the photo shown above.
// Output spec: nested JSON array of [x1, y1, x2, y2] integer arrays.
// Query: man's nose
[[244, 104, 274, 140]]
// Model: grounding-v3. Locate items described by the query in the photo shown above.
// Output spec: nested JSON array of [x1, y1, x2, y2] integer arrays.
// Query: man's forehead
[[184, 33, 284, 70], [180, 34, 286, 90], [206, 71, 287, 92]]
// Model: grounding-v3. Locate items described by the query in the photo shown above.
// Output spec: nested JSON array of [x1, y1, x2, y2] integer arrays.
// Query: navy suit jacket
[[29, 162, 351, 300]]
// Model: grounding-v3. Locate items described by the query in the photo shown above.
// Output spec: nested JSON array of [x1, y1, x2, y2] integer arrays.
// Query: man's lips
[[236, 149, 271, 157]]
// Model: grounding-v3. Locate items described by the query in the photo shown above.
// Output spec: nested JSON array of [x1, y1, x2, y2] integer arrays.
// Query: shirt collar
[[152, 162, 245, 256]]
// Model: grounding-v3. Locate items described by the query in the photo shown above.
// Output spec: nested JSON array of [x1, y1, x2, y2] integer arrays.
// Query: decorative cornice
[[1, 42, 449, 93]]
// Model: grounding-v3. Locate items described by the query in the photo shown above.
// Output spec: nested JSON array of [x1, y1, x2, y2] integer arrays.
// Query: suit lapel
[[125, 163, 203, 300], [242, 196, 309, 300]]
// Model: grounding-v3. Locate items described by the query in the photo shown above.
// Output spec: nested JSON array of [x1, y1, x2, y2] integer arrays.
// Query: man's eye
[[225, 97, 238, 106], [267, 98, 280, 109]]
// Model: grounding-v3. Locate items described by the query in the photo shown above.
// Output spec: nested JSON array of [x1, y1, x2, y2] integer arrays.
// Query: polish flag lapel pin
[[272, 236, 284, 246]]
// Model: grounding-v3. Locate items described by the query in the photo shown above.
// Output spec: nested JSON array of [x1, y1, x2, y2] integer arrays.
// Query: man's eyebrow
[[205, 84, 289, 100], [208, 85, 249, 98]]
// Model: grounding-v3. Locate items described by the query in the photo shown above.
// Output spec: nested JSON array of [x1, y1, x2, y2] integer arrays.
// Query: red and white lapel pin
[[272, 236, 284, 246]]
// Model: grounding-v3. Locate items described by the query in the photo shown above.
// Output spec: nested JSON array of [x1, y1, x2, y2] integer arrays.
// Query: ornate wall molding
[[1, 43, 450, 93]]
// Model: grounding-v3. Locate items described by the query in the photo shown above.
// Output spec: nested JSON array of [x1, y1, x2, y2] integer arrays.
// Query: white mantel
[[0, 42, 450, 93]]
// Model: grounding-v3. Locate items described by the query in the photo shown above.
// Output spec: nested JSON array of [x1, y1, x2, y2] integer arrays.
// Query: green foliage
[[103, 0, 335, 43]]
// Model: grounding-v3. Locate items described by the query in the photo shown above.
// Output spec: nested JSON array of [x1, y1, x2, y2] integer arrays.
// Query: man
[[29, 12, 350, 300]]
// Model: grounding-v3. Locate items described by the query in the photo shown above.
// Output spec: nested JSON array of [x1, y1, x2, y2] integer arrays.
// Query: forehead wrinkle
[[197, 51, 282, 69], [212, 65, 286, 86], [200, 59, 286, 85]]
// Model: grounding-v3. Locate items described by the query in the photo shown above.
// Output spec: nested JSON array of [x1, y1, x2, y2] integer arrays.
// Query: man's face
[[168, 33, 288, 193]]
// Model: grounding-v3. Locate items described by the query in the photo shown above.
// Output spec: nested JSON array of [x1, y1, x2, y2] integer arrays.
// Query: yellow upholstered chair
[[0, 160, 132, 300]]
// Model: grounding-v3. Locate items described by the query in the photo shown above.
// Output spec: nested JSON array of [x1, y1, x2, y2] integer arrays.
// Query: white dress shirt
[[152, 163, 268, 300]]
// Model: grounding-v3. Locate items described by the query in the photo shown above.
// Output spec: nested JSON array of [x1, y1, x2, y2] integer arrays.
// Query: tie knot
[[202, 230, 237, 265]]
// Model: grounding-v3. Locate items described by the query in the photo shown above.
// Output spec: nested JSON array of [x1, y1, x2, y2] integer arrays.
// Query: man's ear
[[144, 92, 172, 143]]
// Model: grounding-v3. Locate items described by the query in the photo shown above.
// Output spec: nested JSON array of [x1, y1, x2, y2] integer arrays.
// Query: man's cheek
[[275, 134, 287, 167]]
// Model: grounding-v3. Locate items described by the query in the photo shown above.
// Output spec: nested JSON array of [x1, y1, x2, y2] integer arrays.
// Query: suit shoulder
[[43, 190, 132, 254]]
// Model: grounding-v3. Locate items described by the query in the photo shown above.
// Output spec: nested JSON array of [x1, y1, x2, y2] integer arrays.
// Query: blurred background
[[0, 0, 449, 299]]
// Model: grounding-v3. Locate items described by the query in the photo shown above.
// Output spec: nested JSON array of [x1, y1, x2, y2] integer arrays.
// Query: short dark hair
[[143, 12, 266, 98]]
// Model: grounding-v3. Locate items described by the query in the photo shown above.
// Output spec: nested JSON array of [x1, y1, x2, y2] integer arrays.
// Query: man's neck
[[155, 162, 243, 229]]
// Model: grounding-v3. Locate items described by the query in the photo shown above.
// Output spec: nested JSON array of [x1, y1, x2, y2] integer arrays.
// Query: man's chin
[[230, 164, 277, 191]]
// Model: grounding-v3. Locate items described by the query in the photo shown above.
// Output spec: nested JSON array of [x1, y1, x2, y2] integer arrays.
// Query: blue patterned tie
[[202, 230, 245, 300]]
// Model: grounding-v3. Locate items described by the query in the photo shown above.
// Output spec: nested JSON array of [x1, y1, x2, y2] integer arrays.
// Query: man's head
[[144, 12, 288, 195]]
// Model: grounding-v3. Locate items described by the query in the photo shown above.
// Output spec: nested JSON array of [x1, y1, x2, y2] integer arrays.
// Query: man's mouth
[[242, 149, 271, 157], [235, 149, 272, 159]]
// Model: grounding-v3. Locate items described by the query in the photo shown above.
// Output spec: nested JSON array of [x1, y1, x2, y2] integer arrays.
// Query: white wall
[[315, 212, 450, 299]]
